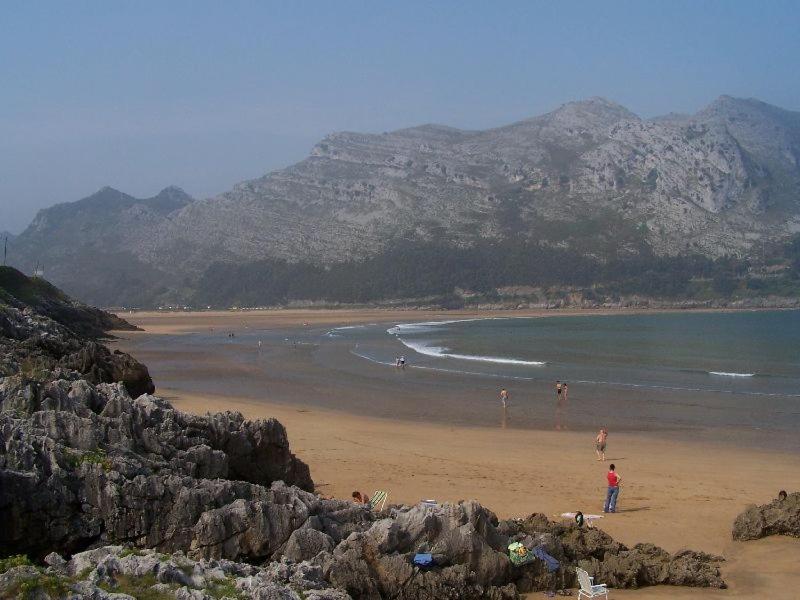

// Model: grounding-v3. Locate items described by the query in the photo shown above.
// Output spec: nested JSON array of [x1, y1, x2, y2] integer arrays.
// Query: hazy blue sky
[[2, 1, 799, 233]]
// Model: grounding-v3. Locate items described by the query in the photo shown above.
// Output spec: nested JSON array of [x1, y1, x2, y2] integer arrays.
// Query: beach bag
[[531, 545, 560, 573], [413, 553, 434, 568], [507, 542, 535, 566]]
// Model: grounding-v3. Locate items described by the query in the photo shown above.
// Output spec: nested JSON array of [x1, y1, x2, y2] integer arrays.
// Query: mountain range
[[7, 95, 800, 307]]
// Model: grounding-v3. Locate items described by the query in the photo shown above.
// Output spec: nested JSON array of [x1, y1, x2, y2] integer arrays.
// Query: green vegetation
[[64, 448, 113, 472], [0, 557, 76, 600], [191, 234, 800, 308], [207, 576, 244, 599], [0, 265, 70, 307], [98, 573, 175, 600], [0, 555, 32, 574], [0, 553, 241, 599], [18, 356, 52, 382], [8, 572, 73, 599]]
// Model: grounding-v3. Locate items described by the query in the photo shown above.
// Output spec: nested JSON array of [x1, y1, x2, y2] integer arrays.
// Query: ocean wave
[[709, 371, 755, 377], [325, 324, 371, 337], [386, 319, 480, 336], [346, 348, 799, 398], [386, 316, 537, 336], [398, 337, 546, 366]]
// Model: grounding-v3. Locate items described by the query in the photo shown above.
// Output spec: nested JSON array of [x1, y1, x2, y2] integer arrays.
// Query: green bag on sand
[[508, 542, 535, 566]]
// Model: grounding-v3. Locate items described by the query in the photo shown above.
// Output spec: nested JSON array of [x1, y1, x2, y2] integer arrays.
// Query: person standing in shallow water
[[604, 464, 621, 513], [500, 388, 509, 407], [554, 381, 566, 430]]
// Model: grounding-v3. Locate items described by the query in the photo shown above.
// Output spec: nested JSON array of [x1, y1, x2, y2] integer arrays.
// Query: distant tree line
[[190, 236, 800, 307]]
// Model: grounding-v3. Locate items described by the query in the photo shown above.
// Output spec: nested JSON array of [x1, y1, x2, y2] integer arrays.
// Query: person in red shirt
[[603, 464, 622, 513]]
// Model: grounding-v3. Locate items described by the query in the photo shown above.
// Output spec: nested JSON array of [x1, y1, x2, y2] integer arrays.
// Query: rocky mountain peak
[[148, 185, 194, 213], [545, 96, 639, 127], [8, 96, 800, 307]]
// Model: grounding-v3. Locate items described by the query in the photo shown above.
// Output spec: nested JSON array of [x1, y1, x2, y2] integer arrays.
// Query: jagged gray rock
[[0, 379, 314, 559], [0, 545, 353, 599], [732, 492, 800, 541], [0, 296, 154, 398]]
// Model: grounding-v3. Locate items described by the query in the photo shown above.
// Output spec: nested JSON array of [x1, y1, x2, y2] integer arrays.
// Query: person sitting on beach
[[500, 388, 509, 407], [778, 490, 788, 502], [352, 491, 368, 504], [595, 428, 608, 461], [603, 464, 621, 513]]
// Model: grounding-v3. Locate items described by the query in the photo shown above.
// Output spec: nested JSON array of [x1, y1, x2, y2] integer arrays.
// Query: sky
[[1, 1, 799, 233]]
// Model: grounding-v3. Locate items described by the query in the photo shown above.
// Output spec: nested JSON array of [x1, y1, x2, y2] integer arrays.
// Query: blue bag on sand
[[413, 553, 434, 567], [531, 546, 560, 572]]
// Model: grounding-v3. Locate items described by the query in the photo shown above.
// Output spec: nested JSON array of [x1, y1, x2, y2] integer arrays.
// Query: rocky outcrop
[[0, 302, 154, 398], [732, 492, 800, 541], [0, 379, 314, 560], [0, 265, 136, 337], [0, 545, 352, 599], [312, 505, 725, 598]]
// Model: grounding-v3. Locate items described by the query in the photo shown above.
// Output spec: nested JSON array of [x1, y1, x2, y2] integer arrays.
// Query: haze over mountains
[[8, 95, 800, 307]]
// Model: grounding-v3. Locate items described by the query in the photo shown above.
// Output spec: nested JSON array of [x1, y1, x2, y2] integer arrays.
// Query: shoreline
[[113, 305, 792, 335], [114, 308, 800, 453], [113, 309, 800, 598]]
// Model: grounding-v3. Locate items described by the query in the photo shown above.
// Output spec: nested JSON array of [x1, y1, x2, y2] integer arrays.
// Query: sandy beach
[[114, 309, 800, 598], [117, 307, 755, 335]]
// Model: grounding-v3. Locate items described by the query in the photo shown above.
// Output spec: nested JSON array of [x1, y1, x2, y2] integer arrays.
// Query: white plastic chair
[[576, 567, 609, 599]]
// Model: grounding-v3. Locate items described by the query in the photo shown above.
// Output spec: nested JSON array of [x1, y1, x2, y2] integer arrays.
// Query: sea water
[[343, 310, 800, 399]]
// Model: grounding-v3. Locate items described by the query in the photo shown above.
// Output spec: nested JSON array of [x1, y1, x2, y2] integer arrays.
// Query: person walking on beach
[[562, 382, 568, 402], [595, 428, 608, 461], [500, 388, 509, 407], [555, 380, 563, 399], [604, 464, 621, 513], [399, 355, 406, 370]]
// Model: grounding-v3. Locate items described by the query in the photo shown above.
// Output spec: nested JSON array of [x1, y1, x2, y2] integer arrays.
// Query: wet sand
[[113, 309, 800, 598], [119, 307, 754, 335]]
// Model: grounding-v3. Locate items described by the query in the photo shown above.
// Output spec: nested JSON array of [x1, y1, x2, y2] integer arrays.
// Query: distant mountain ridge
[[8, 95, 800, 306]]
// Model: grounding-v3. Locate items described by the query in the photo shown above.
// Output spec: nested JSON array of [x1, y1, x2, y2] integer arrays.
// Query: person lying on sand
[[352, 491, 368, 504]]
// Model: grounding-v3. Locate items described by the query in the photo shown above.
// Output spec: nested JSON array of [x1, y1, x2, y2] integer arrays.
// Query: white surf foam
[[709, 371, 755, 377], [398, 338, 545, 366]]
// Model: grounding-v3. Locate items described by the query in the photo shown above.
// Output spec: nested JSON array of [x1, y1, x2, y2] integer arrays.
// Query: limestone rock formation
[[8, 96, 800, 306], [0, 545, 352, 599], [0, 379, 314, 559], [0, 291, 154, 398], [732, 492, 800, 541]]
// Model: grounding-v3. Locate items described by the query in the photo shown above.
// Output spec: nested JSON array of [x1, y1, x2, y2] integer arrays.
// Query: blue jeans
[[604, 486, 619, 512]]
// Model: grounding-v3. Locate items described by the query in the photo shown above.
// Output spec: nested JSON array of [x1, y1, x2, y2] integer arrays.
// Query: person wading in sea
[[555, 381, 566, 429], [500, 388, 509, 407]]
